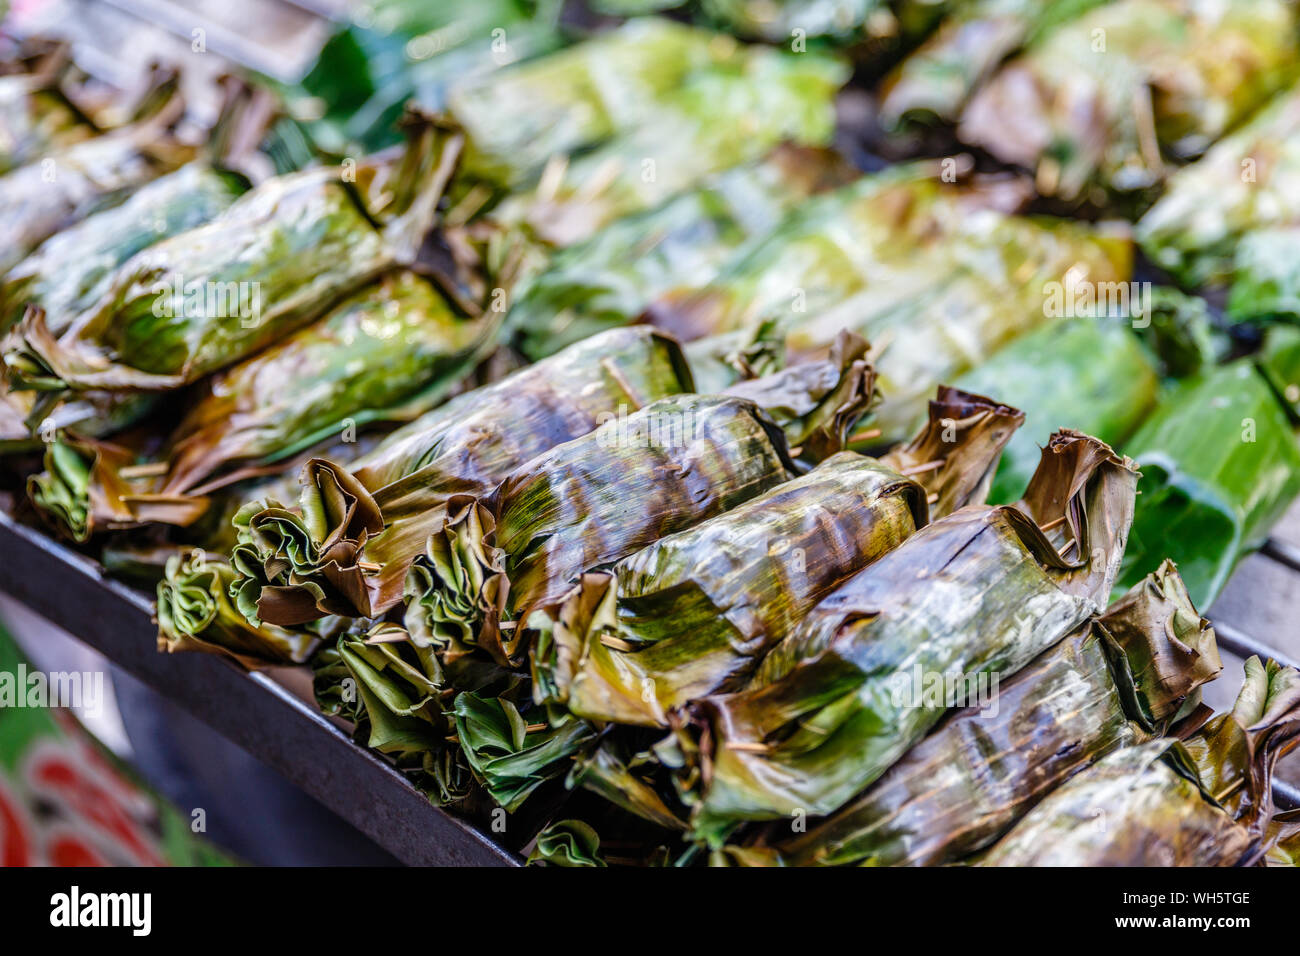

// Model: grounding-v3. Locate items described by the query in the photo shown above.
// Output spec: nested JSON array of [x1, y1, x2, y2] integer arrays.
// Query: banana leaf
[[448, 18, 730, 189], [879, 0, 1106, 127], [526, 819, 607, 867], [314, 623, 478, 805], [699, 0, 882, 43], [1224, 226, 1300, 324], [0, 43, 97, 175], [27, 270, 500, 540], [533, 388, 1022, 726], [0, 64, 191, 276], [156, 550, 320, 668], [953, 317, 1159, 504], [452, 692, 599, 812], [647, 163, 1132, 441], [508, 145, 852, 361], [660, 430, 1138, 845], [729, 560, 1219, 866], [1258, 324, 1300, 421], [982, 658, 1300, 865], [0, 76, 278, 336], [958, 0, 1298, 202], [492, 41, 847, 246], [1115, 362, 1300, 609], [1138, 81, 1300, 290], [229, 326, 696, 627], [405, 390, 861, 670], [5, 111, 460, 393]]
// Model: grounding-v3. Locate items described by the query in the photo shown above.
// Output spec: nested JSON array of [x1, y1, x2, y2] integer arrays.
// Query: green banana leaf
[[660, 431, 1138, 845], [726, 560, 1219, 866], [1115, 362, 1300, 609], [1258, 324, 1300, 420], [491, 38, 847, 246], [533, 389, 1022, 726], [958, 0, 1298, 202], [452, 692, 598, 812], [6, 112, 460, 393], [229, 326, 696, 627], [982, 658, 1300, 865], [526, 819, 607, 867], [647, 163, 1132, 441], [156, 551, 320, 668], [508, 145, 851, 361], [26, 270, 501, 541], [953, 317, 1159, 504], [1224, 226, 1300, 323], [1138, 81, 1300, 290], [286, 0, 563, 155]]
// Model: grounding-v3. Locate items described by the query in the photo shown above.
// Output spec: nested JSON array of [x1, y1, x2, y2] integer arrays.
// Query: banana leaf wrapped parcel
[[403, 374, 873, 671], [6, 111, 460, 394], [230, 326, 698, 626], [1137, 80, 1300, 291], [958, 0, 1298, 201], [491, 40, 847, 246], [982, 657, 1300, 865], [0, 64, 191, 276], [0, 41, 98, 174], [508, 145, 852, 361], [659, 430, 1138, 845], [532, 388, 1023, 727], [724, 560, 1220, 866], [647, 163, 1132, 441], [27, 269, 499, 539], [1115, 362, 1300, 609]]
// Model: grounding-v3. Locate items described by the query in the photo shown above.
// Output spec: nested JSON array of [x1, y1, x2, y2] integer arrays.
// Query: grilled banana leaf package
[[532, 388, 1023, 727], [647, 163, 1132, 441], [723, 560, 1220, 866], [26, 269, 499, 539], [230, 326, 698, 626], [958, 0, 1298, 202], [6, 111, 460, 394], [981, 657, 1300, 865], [659, 430, 1138, 845]]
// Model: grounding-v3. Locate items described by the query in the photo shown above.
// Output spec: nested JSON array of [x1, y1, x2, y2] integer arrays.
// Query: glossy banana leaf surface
[[1258, 324, 1300, 420], [25, 270, 499, 539], [406, 393, 810, 668], [982, 658, 1300, 865], [647, 164, 1132, 441], [529, 389, 1021, 726], [0, 162, 249, 335], [5, 115, 457, 393], [508, 145, 852, 360], [229, 326, 696, 626], [1138, 80, 1300, 291], [953, 317, 1159, 504], [1115, 362, 1300, 609], [726, 560, 1219, 866], [490, 37, 847, 246], [660, 431, 1137, 845], [958, 0, 1298, 202]]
